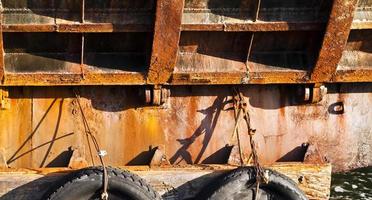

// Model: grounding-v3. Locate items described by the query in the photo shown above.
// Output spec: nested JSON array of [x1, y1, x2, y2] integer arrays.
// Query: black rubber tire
[[44, 167, 161, 200], [198, 167, 308, 200]]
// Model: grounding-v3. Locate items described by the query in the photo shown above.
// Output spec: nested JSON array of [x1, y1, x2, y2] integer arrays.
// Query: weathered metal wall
[[0, 0, 371, 85], [1, 84, 371, 172], [0, 0, 370, 173]]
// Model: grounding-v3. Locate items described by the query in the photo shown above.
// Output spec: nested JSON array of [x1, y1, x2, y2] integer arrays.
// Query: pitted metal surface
[[0, 84, 370, 172]]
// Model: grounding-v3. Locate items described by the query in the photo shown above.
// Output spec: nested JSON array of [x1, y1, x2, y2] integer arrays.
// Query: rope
[[251, 1, 263, 198], [80, 0, 86, 79], [73, 88, 109, 200], [231, 87, 269, 200], [232, 98, 245, 165], [246, 0, 262, 82]]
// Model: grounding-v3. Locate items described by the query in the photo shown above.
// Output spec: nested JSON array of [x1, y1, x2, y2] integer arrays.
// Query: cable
[[73, 88, 109, 200]]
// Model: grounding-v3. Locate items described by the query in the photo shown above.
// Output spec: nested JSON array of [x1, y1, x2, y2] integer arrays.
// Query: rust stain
[[0, 0, 370, 175], [182, 22, 325, 32], [311, 0, 359, 82], [0, 88, 33, 167], [0, 10, 4, 82], [0, 0, 369, 86], [0, 85, 370, 172], [2, 24, 152, 33], [147, 0, 185, 84]]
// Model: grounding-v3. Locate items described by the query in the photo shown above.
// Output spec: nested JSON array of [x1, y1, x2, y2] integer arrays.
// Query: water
[[331, 167, 372, 200]]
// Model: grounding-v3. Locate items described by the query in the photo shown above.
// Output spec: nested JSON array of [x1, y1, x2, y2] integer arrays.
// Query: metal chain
[[73, 88, 109, 200], [232, 88, 269, 200]]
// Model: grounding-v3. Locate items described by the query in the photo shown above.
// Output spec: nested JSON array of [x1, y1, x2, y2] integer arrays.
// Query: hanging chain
[[73, 88, 109, 200], [231, 88, 269, 200]]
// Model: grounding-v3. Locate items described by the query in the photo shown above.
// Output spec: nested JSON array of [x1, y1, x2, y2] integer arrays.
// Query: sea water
[[331, 167, 372, 200]]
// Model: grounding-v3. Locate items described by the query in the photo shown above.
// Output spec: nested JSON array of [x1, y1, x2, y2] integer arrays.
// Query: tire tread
[[46, 167, 161, 200]]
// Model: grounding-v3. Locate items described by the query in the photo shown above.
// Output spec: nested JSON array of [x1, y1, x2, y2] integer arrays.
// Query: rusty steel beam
[[3, 73, 146, 86], [310, 0, 358, 82], [333, 69, 372, 82], [1, 71, 310, 86], [2, 69, 371, 86], [0, 8, 4, 83], [147, 0, 185, 85], [225, 22, 325, 32], [58, 24, 151, 32], [2, 24, 152, 33], [351, 21, 372, 29], [181, 22, 325, 32], [1, 22, 328, 33], [181, 24, 224, 31], [171, 71, 309, 85], [3, 24, 56, 32]]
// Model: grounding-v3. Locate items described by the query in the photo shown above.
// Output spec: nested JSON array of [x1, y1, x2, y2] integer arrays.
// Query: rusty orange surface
[[0, 0, 370, 86], [0, 85, 370, 172], [0, 0, 370, 174]]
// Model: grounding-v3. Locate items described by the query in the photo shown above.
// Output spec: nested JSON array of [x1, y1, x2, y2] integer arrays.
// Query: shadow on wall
[[46, 147, 74, 167], [4, 86, 151, 168], [4, 83, 372, 167], [347, 30, 372, 53], [206, 0, 256, 20], [277, 143, 309, 162], [126, 146, 157, 166], [169, 95, 231, 164], [206, 0, 332, 20], [5, 86, 153, 168], [6, 97, 75, 168], [2, 1, 156, 73], [198, 0, 331, 72], [9, 86, 145, 112], [202, 145, 234, 164]]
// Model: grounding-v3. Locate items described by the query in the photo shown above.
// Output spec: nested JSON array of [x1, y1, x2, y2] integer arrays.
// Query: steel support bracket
[[68, 147, 89, 169], [227, 145, 248, 166], [300, 84, 328, 104], [0, 87, 10, 110], [150, 145, 170, 167], [145, 86, 170, 106], [304, 143, 327, 164]]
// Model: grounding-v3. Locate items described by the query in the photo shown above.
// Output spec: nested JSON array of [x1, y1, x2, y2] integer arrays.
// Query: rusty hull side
[[0, 84, 370, 172]]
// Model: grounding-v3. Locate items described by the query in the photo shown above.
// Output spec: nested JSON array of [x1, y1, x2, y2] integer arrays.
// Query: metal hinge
[[145, 86, 170, 106], [299, 84, 328, 104]]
